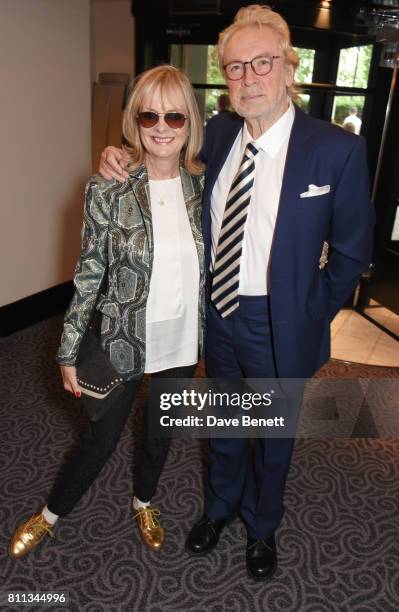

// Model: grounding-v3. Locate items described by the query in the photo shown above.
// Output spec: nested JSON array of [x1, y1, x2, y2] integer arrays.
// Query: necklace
[[149, 175, 180, 207], [149, 179, 173, 206]]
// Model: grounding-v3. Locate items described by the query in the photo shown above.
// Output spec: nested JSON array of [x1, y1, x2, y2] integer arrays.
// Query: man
[[99, 4, 374, 581], [216, 92, 232, 114], [343, 107, 362, 134]]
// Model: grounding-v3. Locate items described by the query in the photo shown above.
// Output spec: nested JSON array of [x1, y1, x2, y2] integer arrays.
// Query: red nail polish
[[75, 391, 81, 398]]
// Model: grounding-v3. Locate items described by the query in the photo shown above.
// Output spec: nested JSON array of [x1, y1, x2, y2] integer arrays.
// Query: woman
[[9, 65, 205, 557]]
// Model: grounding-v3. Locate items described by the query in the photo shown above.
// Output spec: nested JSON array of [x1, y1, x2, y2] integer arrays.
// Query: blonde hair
[[122, 65, 203, 175], [218, 4, 300, 99]]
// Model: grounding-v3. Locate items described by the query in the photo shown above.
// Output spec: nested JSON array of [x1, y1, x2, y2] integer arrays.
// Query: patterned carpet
[[1, 316, 399, 612]]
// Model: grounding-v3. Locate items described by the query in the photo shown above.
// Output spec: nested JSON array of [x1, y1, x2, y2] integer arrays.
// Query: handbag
[[73, 263, 126, 421], [75, 326, 126, 421]]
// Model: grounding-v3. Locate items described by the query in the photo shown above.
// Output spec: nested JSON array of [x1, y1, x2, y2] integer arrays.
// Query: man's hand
[[60, 365, 82, 398], [99, 146, 129, 182]]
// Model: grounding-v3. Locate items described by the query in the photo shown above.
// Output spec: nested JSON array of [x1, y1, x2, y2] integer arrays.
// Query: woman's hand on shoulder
[[59, 365, 81, 399], [99, 146, 129, 182]]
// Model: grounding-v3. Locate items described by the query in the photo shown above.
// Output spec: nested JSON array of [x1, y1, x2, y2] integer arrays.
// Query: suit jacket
[[57, 165, 205, 380], [202, 105, 375, 378]]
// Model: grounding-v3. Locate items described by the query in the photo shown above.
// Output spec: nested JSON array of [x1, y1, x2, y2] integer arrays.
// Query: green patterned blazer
[[57, 165, 205, 380]]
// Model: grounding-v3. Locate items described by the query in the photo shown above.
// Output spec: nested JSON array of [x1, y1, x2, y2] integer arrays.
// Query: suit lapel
[[270, 105, 316, 276], [203, 115, 243, 267], [204, 119, 243, 204]]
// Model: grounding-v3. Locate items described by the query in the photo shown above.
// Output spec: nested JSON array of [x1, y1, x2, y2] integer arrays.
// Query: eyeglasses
[[136, 111, 187, 129], [223, 55, 281, 81]]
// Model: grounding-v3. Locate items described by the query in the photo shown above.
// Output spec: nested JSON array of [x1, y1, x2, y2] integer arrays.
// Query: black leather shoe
[[246, 534, 277, 581], [185, 515, 227, 555]]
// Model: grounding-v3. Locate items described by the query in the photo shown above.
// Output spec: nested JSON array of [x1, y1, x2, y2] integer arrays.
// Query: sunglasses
[[136, 111, 187, 129]]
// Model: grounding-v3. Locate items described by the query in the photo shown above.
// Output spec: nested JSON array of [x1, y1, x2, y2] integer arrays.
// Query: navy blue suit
[[202, 105, 374, 538]]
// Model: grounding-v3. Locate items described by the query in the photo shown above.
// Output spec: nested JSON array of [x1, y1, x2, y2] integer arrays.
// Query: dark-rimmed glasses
[[223, 55, 281, 81], [136, 111, 187, 129]]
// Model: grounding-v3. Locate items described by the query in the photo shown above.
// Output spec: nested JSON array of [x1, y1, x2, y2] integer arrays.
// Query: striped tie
[[211, 142, 259, 318]]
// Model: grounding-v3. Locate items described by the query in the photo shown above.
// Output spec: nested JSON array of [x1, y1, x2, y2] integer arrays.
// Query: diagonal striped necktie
[[211, 141, 259, 318]]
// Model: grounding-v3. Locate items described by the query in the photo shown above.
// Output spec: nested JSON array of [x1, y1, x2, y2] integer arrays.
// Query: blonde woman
[[9, 65, 205, 557]]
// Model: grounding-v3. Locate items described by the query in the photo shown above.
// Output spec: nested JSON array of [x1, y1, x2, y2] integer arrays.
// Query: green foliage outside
[[337, 45, 373, 88], [296, 94, 310, 113], [207, 45, 225, 85], [205, 46, 226, 117], [293, 48, 315, 84], [333, 95, 365, 126]]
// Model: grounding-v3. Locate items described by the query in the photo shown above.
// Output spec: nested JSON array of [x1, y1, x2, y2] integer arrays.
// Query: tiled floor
[[331, 300, 399, 366]]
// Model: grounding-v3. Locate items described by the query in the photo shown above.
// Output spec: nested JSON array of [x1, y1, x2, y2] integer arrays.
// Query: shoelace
[[133, 507, 161, 530], [27, 516, 54, 539]]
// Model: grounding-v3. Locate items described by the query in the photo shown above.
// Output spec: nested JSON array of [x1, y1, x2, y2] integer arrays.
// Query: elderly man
[[99, 4, 374, 581]]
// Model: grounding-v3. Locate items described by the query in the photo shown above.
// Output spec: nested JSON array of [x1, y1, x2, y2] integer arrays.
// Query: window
[[331, 95, 365, 130], [331, 45, 373, 131], [207, 45, 224, 84], [170, 44, 227, 120], [293, 47, 315, 84], [296, 93, 311, 113], [205, 46, 225, 118], [292, 48, 316, 114], [336, 45, 373, 89]]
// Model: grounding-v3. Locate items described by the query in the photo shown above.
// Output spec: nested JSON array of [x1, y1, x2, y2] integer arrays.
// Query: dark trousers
[[47, 363, 197, 517], [205, 296, 299, 540]]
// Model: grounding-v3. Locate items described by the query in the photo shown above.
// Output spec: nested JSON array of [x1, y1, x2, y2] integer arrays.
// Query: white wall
[[90, 0, 135, 82], [0, 0, 92, 307]]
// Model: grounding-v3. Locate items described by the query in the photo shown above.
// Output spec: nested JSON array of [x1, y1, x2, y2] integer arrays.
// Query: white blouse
[[145, 176, 199, 373]]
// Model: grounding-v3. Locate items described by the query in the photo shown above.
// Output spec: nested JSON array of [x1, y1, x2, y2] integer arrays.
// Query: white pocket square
[[300, 184, 330, 198]]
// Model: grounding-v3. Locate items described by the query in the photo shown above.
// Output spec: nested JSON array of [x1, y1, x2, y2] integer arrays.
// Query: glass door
[[170, 44, 227, 121]]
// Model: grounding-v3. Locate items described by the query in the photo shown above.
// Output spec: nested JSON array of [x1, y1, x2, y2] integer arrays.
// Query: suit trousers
[[205, 296, 299, 540], [47, 363, 197, 517]]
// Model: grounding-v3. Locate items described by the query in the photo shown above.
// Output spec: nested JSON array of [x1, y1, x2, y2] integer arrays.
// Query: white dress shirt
[[210, 100, 295, 295], [145, 177, 199, 373]]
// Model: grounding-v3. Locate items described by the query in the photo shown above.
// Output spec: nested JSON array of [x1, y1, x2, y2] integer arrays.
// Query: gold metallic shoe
[[9, 512, 54, 558], [134, 506, 164, 551]]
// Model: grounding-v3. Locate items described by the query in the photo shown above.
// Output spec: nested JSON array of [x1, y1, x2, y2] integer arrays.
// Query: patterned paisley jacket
[[57, 165, 205, 380]]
